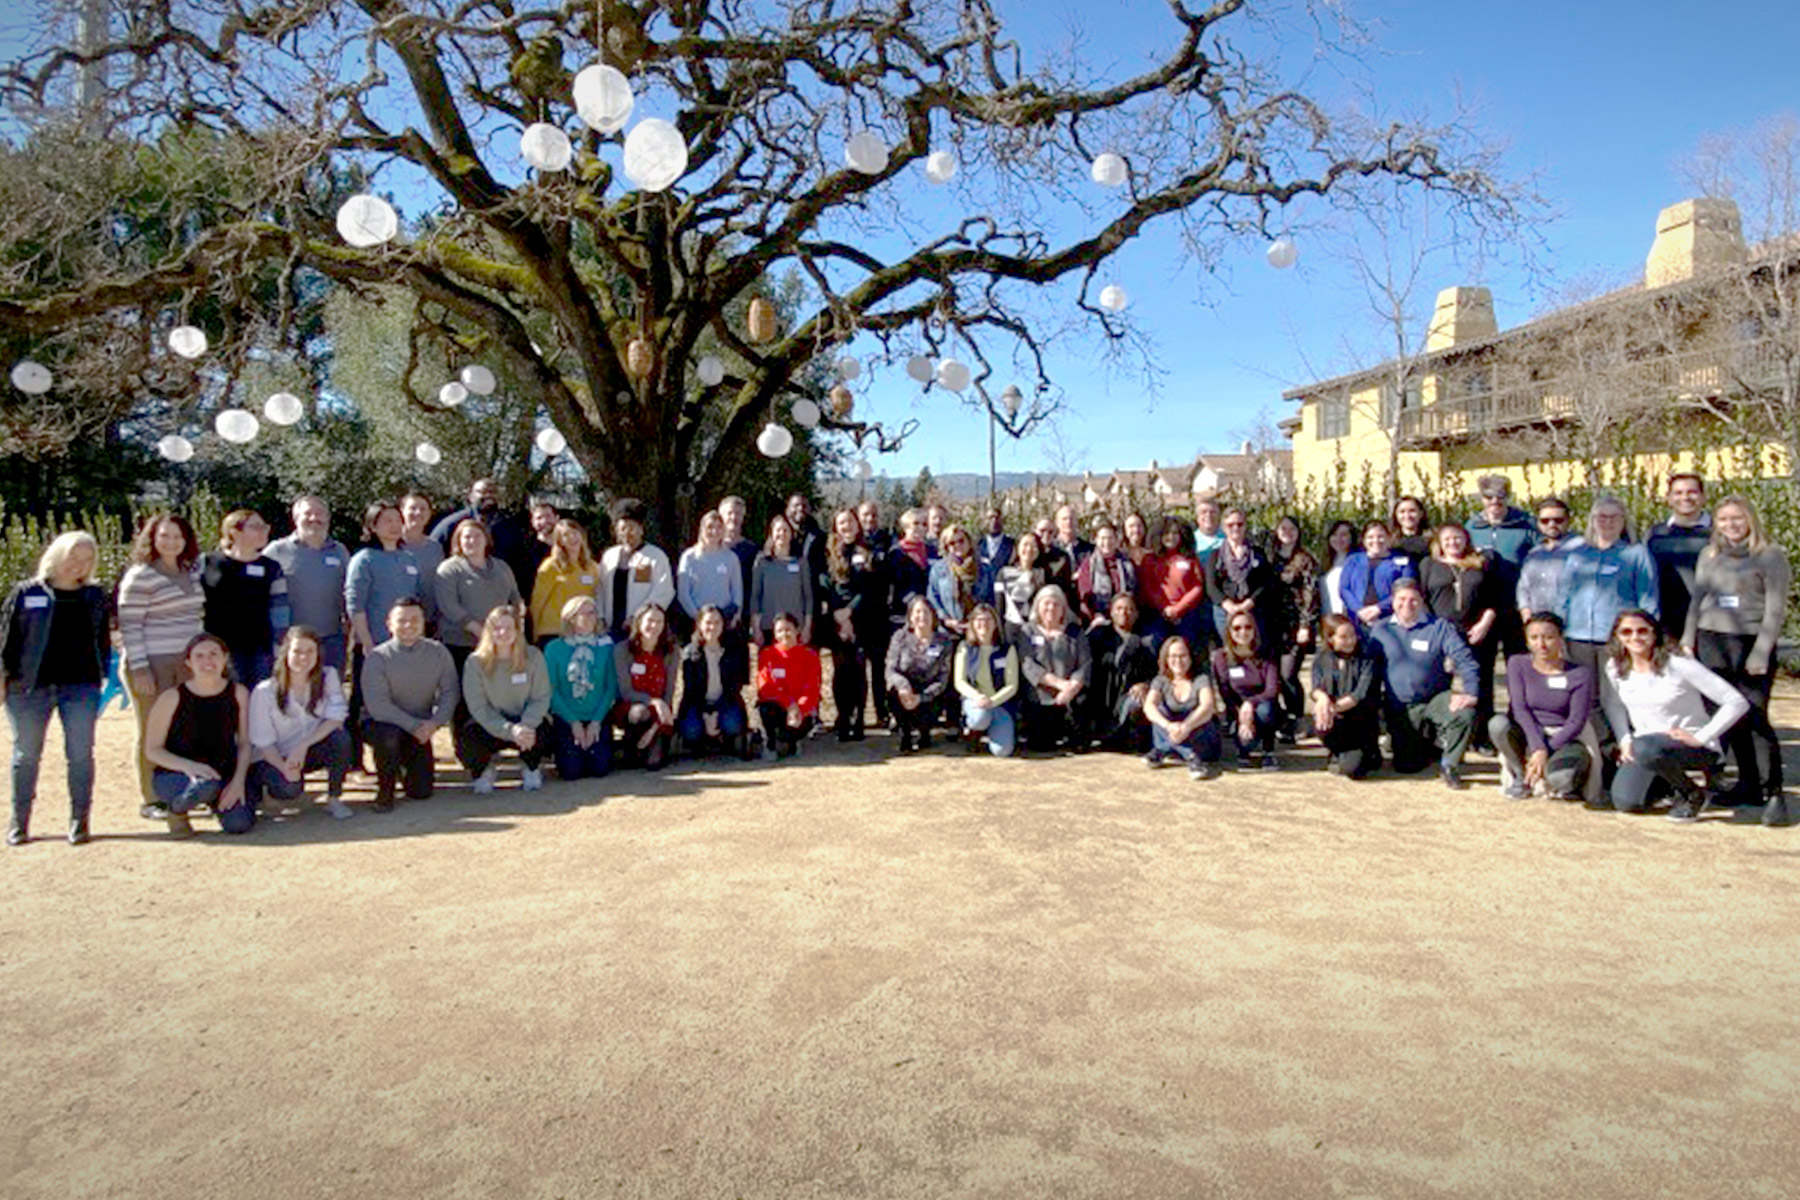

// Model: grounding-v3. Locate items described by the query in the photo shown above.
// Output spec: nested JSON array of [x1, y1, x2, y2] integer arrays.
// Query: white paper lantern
[[168, 325, 208, 359], [1098, 284, 1129, 312], [905, 355, 933, 383], [924, 150, 957, 184], [1266, 238, 1299, 270], [1090, 152, 1128, 188], [215, 408, 259, 444], [834, 356, 862, 381], [520, 122, 573, 172], [696, 355, 725, 387], [936, 358, 971, 392], [844, 130, 889, 175], [336, 194, 399, 248], [854, 458, 873, 481], [263, 392, 303, 425], [535, 427, 567, 456], [573, 63, 634, 134], [9, 360, 52, 395], [438, 381, 468, 407], [415, 441, 442, 466], [791, 398, 821, 428], [459, 365, 496, 395], [756, 422, 793, 458], [156, 434, 194, 463], [623, 118, 689, 193]]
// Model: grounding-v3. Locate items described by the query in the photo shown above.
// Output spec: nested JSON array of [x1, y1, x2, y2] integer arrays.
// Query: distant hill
[[821, 471, 1054, 507]]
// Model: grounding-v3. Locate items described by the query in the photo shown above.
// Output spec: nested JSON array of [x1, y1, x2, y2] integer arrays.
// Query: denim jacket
[[0, 581, 113, 692]]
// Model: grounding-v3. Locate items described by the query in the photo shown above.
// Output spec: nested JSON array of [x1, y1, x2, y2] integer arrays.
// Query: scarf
[[898, 537, 929, 572]]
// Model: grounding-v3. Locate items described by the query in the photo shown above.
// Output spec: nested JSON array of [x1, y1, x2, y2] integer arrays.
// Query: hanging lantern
[[1266, 238, 1299, 270], [1090, 152, 1128, 188], [1098, 284, 1129, 312], [520, 122, 573, 172], [535, 427, 567, 456], [573, 64, 634, 134], [438, 381, 468, 407], [936, 359, 971, 392], [791, 398, 821, 428], [263, 392, 304, 425], [336, 195, 400, 247], [747, 297, 777, 343], [696, 355, 725, 386], [168, 325, 209, 359], [9, 360, 52, 394], [622, 118, 689, 192], [756, 422, 793, 458], [215, 408, 260, 444], [904, 355, 933, 383], [157, 434, 195, 463], [845, 130, 889, 175], [1001, 384, 1024, 417], [459, 365, 497, 395], [415, 441, 443, 466], [854, 457, 873, 481], [626, 337, 655, 377], [827, 385, 855, 419], [924, 150, 957, 185], [834, 355, 862, 381]]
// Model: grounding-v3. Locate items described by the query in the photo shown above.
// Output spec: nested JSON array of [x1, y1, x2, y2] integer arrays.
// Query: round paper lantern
[[622, 118, 688, 193], [790, 398, 821, 429], [1090, 152, 1128, 188], [215, 408, 259, 444], [756, 422, 793, 458], [1098, 284, 1129, 312], [157, 434, 194, 463], [936, 358, 971, 392], [1001, 384, 1024, 417], [845, 130, 889, 175], [459, 365, 496, 395], [626, 337, 655, 377], [746, 297, 777, 343], [535, 427, 567, 456], [573, 64, 634, 134], [854, 457, 873, 481], [415, 441, 443, 466], [168, 325, 208, 359], [336, 194, 399, 248], [904, 355, 933, 383], [10, 360, 52, 394], [834, 355, 862, 381], [827, 385, 854, 419], [1266, 238, 1299, 269], [924, 150, 957, 184], [263, 392, 304, 425], [438, 381, 468, 407], [696, 355, 725, 387], [520, 122, 573, 172]]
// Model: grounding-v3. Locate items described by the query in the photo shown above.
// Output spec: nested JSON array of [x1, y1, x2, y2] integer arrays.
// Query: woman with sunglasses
[[1211, 609, 1281, 770]]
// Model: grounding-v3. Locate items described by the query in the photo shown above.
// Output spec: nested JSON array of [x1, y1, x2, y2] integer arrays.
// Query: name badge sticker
[[404, 565, 418, 575], [1599, 564, 1619, 576], [1032, 635, 1046, 646], [1410, 638, 1431, 653], [1547, 674, 1569, 690], [580, 575, 594, 585], [632, 564, 652, 584], [630, 663, 647, 675], [717, 564, 730, 575], [1229, 666, 1246, 679], [1718, 595, 1741, 609], [324, 556, 341, 567], [772, 668, 786, 679], [509, 672, 529, 685], [23, 595, 48, 609], [1394, 555, 1409, 566], [245, 563, 266, 578], [786, 562, 800, 573]]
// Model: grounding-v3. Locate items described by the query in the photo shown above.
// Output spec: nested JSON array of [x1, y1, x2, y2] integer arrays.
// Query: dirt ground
[[4, 691, 1799, 1200]]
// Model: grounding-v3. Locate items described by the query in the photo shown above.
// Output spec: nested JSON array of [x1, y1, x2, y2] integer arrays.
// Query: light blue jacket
[[1558, 540, 1658, 643]]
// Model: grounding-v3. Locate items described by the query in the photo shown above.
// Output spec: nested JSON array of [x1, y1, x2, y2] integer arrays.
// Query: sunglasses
[[1537, 516, 1567, 525], [1618, 626, 1656, 637]]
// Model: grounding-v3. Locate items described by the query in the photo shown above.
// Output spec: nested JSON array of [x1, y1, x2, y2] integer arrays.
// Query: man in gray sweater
[[360, 597, 459, 810]]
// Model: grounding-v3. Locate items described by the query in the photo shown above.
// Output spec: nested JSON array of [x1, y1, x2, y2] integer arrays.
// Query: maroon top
[[1210, 649, 1278, 707]]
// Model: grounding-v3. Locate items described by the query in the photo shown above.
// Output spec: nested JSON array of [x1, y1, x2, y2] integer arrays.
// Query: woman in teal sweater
[[545, 596, 618, 781]]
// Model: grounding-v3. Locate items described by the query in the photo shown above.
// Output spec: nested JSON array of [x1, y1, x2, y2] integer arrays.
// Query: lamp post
[[990, 385, 1023, 501]]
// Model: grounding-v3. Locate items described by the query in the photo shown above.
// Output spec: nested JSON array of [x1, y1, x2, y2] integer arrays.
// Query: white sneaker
[[472, 768, 497, 795], [521, 767, 544, 792], [324, 797, 354, 820]]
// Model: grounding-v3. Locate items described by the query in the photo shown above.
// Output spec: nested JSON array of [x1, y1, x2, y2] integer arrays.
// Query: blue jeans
[[245, 728, 353, 808], [551, 715, 613, 781], [1152, 720, 1221, 764], [676, 697, 747, 748], [152, 769, 256, 834], [961, 699, 1016, 757], [7, 683, 100, 823]]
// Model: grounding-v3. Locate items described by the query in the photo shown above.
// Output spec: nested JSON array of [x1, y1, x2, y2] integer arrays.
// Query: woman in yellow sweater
[[529, 519, 600, 645]]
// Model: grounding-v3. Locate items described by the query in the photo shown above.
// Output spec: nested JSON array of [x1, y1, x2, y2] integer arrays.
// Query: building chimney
[[1645, 197, 1747, 288], [1425, 286, 1498, 351]]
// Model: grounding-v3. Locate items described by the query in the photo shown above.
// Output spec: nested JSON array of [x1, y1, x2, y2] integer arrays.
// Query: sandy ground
[[4, 691, 1800, 1200]]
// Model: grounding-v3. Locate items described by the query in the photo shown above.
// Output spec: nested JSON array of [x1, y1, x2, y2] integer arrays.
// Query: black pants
[[245, 727, 355, 807], [888, 689, 942, 736], [757, 702, 815, 755], [1023, 695, 1082, 750], [1697, 630, 1783, 799], [365, 718, 437, 801], [1276, 638, 1308, 734], [1611, 734, 1717, 812], [864, 627, 893, 723], [1471, 612, 1521, 747], [456, 717, 550, 777], [828, 640, 867, 735], [346, 643, 369, 768], [1320, 704, 1382, 778]]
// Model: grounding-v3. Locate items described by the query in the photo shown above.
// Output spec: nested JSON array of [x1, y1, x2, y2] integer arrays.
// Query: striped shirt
[[117, 562, 206, 666]]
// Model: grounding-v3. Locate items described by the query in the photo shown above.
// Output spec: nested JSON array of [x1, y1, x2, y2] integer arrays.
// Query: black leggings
[[828, 640, 867, 735], [1697, 630, 1783, 798]]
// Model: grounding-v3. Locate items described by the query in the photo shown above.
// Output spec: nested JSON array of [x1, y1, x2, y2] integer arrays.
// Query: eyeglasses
[[1537, 516, 1567, 525]]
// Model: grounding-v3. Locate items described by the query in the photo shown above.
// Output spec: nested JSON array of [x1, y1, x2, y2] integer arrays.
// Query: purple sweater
[[1503, 654, 1595, 754], [1210, 650, 1279, 707]]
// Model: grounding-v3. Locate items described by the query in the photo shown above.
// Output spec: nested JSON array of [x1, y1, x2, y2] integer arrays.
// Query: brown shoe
[[166, 813, 196, 839]]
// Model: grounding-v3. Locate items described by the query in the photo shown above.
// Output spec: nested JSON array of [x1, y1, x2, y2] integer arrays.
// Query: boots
[[1762, 793, 1790, 827], [68, 816, 90, 845], [6, 810, 26, 846]]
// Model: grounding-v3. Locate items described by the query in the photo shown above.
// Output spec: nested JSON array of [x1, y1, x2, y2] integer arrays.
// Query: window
[[1317, 391, 1350, 439], [1379, 376, 1422, 426]]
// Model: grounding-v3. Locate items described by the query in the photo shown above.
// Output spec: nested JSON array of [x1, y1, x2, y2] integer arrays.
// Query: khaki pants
[[126, 654, 187, 805]]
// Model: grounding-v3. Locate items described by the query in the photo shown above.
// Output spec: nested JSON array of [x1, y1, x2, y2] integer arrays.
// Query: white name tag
[[852, 554, 868, 567], [716, 564, 729, 574], [1547, 674, 1569, 690], [510, 672, 529, 685], [1393, 556, 1409, 566], [324, 556, 341, 567], [580, 575, 594, 585], [786, 562, 799, 573], [631, 663, 647, 675], [1599, 565, 1619, 576], [404, 565, 418, 575], [1410, 638, 1431, 652], [926, 645, 941, 657], [772, 668, 786, 679], [23, 595, 48, 609], [1718, 595, 1741, 609], [1229, 666, 1246, 678], [245, 563, 265, 578], [1032, 635, 1045, 646]]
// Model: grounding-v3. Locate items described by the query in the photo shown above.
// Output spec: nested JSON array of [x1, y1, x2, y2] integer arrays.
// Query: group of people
[[1, 471, 1789, 845]]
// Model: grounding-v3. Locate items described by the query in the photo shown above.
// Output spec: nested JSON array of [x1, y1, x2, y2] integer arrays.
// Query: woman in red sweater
[[1138, 515, 1208, 654], [755, 612, 822, 759]]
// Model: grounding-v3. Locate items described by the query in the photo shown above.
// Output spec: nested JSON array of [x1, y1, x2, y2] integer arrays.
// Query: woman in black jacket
[[1309, 614, 1384, 780], [675, 606, 751, 759], [818, 508, 885, 741]]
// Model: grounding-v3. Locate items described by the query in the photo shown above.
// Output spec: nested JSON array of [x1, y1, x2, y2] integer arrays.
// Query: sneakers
[[1260, 754, 1280, 772], [1502, 781, 1530, 800], [370, 796, 395, 813], [68, 818, 89, 845], [1762, 794, 1790, 827], [521, 767, 544, 792], [1666, 797, 1702, 823], [471, 768, 497, 795], [1143, 751, 1168, 769], [139, 802, 170, 821], [324, 797, 355, 820], [1440, 765, 1469, 791], [6, 820, 26, 846], [1192, 762, 1220, 781]]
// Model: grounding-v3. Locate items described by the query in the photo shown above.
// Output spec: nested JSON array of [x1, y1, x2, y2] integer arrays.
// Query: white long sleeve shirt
[[248, 668, 349, 757], [1601, 654, 1749, 754]]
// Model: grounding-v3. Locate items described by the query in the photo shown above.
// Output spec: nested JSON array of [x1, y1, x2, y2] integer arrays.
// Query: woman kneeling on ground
[[1490, 613, 1597, 803], [1018, 586, 1091, 752], [953, 603, 1020, 757], [247, 627, 353, 820], [1211, 610, 1281, 771], [1310, 615, 1383, 780], [1144, 636, 1221, 780], [1600, 609, 1747, 822], [545, 595, 617, 782], [756, 613, 821, 759], [458, 606, 551, 793], [144, 633, 253, 837], [886, 595, 954, 753], [612, 604, 678, 769], [677, 605, 751, 759]]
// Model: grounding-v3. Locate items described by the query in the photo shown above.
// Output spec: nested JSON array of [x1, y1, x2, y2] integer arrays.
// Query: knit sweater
[[884, 628, 954, 700], [266, 535, 349, 637], [345, 546, 425, 642], [248, 668, 349, 757], [1601, 654, 1750, 753], [434, 556, 523, 648], [530, 560, 600, 640], [462, 645, 551, 738], [1369, 614, 1478, 706], [1647, 516, 1712, 637], [598, 544, 676, 634], [201, 552, 291, 657], [1684, 542, 1792, 674], [676, 546, 744, 621], [117, 562, 206, 667], [1503, 655, 1594, 754], [756, 642, 822, 714], [543, 634, 619, 723], [1018, 623, 1092, 697], [361, 637, 459, 733], [749, 554, 813, 633]]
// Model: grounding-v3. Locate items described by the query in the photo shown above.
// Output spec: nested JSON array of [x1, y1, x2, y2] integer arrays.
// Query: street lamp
[[991, 384, 1025, 500]]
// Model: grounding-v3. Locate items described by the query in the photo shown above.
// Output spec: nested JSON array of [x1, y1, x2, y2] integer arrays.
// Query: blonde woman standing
[[531, 519, 600, 645]]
